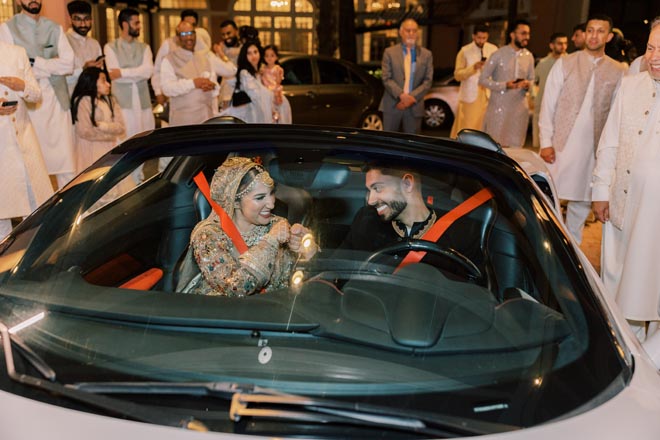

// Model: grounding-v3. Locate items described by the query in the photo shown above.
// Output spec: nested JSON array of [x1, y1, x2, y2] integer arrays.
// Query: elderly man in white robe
[[0, 0, 75, 190], [592, 18, 660, 363], [0, 41, 53, 240], [539, 14, 626, 245], [161, 21, 236, 126], [152, 11, 213, 109], [104, 7, 154, 140], [65, 0, 103, 96]]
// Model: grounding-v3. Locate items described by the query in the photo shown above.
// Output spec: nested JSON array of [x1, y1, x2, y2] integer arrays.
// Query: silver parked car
[[423, 74, 459, 130]]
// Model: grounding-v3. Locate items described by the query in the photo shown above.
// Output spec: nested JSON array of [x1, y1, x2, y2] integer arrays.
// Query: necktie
[[403, 48, 412, 94]]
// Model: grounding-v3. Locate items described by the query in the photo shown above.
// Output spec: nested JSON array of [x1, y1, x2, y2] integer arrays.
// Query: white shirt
[[0, 20, 74, 80], [454, 41, 498, 103], [160, 51, 236, 97]]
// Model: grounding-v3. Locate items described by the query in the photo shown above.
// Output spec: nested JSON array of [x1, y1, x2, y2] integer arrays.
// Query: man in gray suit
[[380, 18, 434, 134]]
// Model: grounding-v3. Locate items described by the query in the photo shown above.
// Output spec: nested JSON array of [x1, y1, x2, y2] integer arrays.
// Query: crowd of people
[[436, 14, 660, 360], [0, 0, 291, 241]]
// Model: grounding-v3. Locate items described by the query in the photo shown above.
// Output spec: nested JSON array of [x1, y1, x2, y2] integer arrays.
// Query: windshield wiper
[[69, 380, 517, 437], [6, 330, 56, 381], [0, 321, 207, 431]]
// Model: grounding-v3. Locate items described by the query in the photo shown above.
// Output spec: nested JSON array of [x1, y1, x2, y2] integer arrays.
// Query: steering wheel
[[362, 239, 482, 281]]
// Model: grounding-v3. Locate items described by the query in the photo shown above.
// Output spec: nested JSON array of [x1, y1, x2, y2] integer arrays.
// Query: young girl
[[71, 67, 125, 172], [221, 40, 274, 123], [260, 45, 292, 124]]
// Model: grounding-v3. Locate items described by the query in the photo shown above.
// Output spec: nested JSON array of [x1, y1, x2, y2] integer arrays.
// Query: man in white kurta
[[0, 0, 75, 189], [532, 33, 567, 148], [161, 21, 236, 126], [539, 15, 626, 245], [479, 20, 534, 148], [214, 20, 242, 111], [104, 8, 154, 140], [152, 16, 211, 108], [592, 20, 660, 361], [449, 25, 497, 138], [65, 0, 103, 96], [0, 41, 53, 240]]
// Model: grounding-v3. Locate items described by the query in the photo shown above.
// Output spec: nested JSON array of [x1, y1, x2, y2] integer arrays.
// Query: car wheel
[[360, 112, 384, 131], [423, 99, 453, 129]]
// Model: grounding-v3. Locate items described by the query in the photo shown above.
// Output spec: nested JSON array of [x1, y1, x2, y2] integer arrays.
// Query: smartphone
[[96, 55, 105, 61], [1, 100, 18, 107]]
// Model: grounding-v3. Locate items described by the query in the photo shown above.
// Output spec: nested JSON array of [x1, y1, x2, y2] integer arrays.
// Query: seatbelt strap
[[395, 187, 494, 272], [193, 171, 248, 255]]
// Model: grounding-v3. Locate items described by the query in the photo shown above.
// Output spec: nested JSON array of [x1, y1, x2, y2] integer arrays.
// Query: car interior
[[17, 146, 555, 304], [0, 140, 582, 357]]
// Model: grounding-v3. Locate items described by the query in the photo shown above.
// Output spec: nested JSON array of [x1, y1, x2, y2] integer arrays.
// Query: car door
[[314, 58, 371, 127], [280, 56, 319, 125]]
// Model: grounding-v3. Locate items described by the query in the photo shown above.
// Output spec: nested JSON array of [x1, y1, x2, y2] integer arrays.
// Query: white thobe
[[104, 43, 155, 139], [65, 29, 102, 95], [0, 21, 76, 177], [627, 56, 647, 76], [593, 80, 660, 321], [161, 52, 236, 125], [220, 70, 273, 123], [152, 36, 210, 97], [539, 57, 597, 201], [0, 42, 53, 232]]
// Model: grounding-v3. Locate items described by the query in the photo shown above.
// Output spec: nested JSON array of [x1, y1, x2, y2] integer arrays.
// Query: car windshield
[[0, 127, 628, 435]]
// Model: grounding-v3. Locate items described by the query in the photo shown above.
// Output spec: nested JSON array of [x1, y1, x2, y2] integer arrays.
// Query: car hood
[[1, 351, 659, 440]]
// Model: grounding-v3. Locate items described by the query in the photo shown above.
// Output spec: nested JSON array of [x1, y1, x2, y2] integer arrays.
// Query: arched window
[[155, 0, 210, 49], [231, 0, 317, 53]]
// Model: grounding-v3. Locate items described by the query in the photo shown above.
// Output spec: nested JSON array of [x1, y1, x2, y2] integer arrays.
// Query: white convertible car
[[1, 124, 659, 439]]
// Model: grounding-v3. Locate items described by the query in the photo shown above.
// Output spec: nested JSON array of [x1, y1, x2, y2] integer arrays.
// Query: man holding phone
[[65, 0, 103, 96], [479, 19, 534, 148], [0, 0, 76, 190], [0, 40, 53, 241], [450, 24, 497, 138]]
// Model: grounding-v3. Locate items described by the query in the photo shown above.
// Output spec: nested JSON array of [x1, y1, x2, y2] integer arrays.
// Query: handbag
[[232, 89, 251, 107]]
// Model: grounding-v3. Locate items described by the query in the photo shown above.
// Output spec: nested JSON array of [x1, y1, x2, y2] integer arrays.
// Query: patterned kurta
[[479, 45, 534, 148], [74, 96, 125, 172], [190, 213, 296, 296]]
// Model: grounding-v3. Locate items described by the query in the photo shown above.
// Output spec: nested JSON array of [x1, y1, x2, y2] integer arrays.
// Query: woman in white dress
[[71, 67, 125, 172], [221, 40, 273, 123]]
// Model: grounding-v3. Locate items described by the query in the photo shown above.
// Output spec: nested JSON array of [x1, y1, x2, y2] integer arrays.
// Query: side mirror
[[456, 129, 503, 153]]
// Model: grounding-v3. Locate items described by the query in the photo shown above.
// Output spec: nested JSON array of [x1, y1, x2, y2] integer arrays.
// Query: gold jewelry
[[209, 157, 274, 220], [235, 168, 275, 200]]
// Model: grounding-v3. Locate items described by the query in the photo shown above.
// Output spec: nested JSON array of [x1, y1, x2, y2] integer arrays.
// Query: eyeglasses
[[71, 16, 92, 23], [178, 30, 196, 37]]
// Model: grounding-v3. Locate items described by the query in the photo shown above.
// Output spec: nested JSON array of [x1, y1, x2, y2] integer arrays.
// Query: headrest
[[268, 160, 349, 190]]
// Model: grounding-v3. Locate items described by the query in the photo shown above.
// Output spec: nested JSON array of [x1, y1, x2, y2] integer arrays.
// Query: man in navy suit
[[379, 18, 434, 134]]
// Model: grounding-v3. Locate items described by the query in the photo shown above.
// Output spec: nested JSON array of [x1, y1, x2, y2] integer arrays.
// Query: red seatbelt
[[395, 188, 494, 272], [193, 171, 248, 255]]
